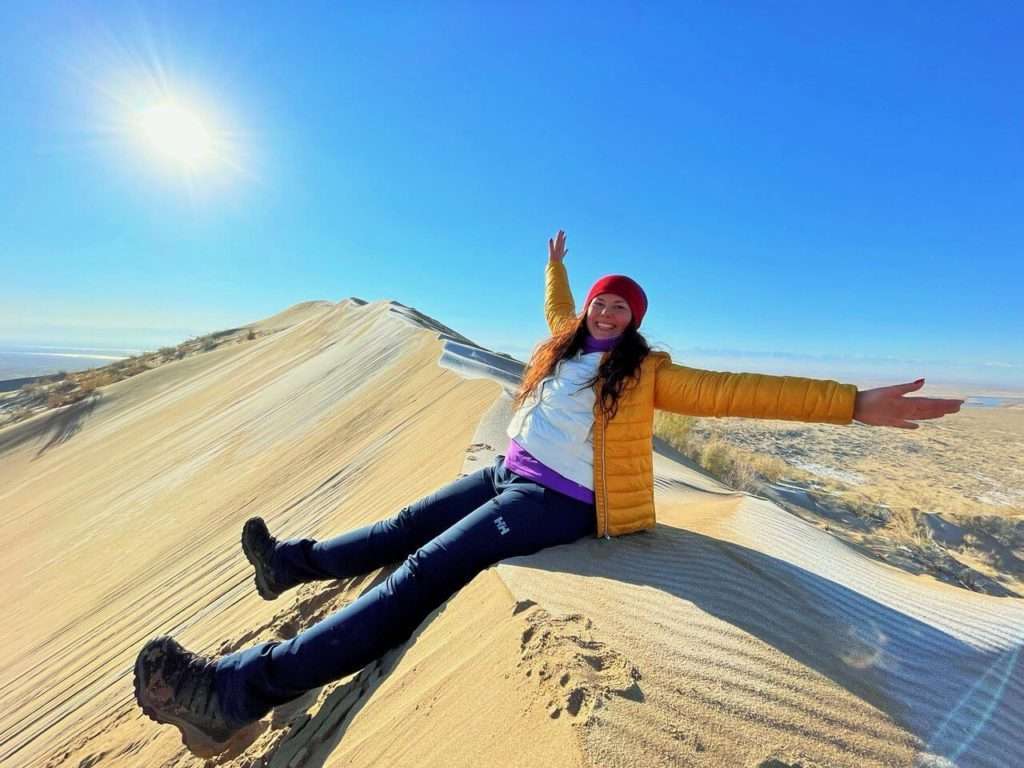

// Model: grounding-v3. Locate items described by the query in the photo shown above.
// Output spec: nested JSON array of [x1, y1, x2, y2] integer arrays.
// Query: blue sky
[[1, 2, 1021, 390]]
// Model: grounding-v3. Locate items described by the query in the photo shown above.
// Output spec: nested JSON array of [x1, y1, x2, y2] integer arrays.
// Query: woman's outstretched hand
[[548, 229, 568, 263], [853, 379, 963, 429]]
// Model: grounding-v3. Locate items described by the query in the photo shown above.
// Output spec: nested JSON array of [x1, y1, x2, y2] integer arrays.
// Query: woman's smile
[[586, 292, 633, 339]]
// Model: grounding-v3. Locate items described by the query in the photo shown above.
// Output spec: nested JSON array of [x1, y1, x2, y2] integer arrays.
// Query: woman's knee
[[393, 503, 415, 530], [371, 548, 483, 637]]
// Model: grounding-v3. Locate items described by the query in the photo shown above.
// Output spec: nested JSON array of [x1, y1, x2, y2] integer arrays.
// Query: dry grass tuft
[[654, 413, 789, 493]]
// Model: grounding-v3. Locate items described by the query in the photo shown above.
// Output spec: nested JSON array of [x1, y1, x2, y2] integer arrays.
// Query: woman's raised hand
[[548, 229, 568, 263], [853, 379, 963, 429]]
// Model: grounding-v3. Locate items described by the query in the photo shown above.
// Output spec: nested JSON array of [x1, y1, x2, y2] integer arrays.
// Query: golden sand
[[1, 300, 1020, 768]]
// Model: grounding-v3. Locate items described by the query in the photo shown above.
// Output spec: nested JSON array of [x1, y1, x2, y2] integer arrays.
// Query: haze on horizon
[[1, 2, 1021, 392]]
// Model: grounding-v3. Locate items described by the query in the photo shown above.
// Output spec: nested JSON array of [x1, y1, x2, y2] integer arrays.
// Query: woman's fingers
[[854, 382, 964, 427], [882, 379, 963, 420], [887, 396, 962, 427], [893, 379, 926, 394], [548, 230, 567, 261], [902, 397, 962, 420]]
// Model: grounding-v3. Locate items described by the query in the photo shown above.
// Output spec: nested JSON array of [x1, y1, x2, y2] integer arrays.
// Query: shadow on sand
[[235, 566, 453, 767], [0, 392, 102, 460], [507, 524, 1022, 768], [220, 523, 1021, 766]]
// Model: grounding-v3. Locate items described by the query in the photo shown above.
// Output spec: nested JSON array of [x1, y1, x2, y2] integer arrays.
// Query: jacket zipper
[[594, 361, 611, 539], [600, 410, 610, 539]]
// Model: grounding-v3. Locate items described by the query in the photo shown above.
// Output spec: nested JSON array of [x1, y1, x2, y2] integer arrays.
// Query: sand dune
[[1, 300, 1021, 767], [454, 351, 1024, 768]]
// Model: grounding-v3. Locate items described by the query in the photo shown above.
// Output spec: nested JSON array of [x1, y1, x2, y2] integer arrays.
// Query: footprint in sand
[[464, 442, 494, 462], [514, 600, 642, 722]]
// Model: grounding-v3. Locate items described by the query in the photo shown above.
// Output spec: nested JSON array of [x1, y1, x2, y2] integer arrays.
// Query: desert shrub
[[246, 328, 256, 341], [159, 346, 176, 357], [963, 515, 1024, 549], [114, 356, 143, 372], [699, 436, 731, 476], [19, 382, 47, 403], [727, 456, 758, 492], [82, 371, 116, 388], [685, 434, 792, 494], [653, 412, 695, 454], [834, 493, 895, 524], [201, 338, 217, 351], [47, 389, 89, 408], [746, 452, 790, 484], [7, 406, 33, 423], [888, 507, 933, 548]]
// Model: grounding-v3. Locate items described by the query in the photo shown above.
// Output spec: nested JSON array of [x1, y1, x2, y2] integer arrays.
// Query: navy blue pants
[[215, 454, 596, 725]]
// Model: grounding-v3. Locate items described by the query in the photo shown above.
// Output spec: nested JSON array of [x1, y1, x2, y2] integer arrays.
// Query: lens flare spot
[[136, 100, 215, 171]]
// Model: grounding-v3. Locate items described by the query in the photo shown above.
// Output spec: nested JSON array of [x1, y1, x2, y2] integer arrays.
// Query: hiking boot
[[134, 636, 261, 758], [242, 516, 286, 600]]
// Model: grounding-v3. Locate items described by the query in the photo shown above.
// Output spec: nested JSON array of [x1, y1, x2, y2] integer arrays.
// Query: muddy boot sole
[[133, 642, 263, 758]]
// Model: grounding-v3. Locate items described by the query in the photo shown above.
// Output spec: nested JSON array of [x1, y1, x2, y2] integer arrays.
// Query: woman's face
[[586, 292, 632, 340]]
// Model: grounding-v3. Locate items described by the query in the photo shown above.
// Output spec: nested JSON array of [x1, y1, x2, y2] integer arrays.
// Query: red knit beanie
[[583, 275, 648, 328]]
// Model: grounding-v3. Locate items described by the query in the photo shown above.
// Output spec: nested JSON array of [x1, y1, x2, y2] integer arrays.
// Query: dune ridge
[[1, 299, 1020, 767]]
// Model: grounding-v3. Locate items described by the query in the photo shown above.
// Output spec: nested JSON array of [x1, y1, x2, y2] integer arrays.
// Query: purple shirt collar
[[581, 332, 621, 354]]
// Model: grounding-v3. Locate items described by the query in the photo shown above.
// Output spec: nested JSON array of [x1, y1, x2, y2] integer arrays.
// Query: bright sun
[[135, 100, 217, 172]]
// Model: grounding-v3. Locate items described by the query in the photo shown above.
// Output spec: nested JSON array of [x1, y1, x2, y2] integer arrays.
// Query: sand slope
[[1, 301, 1021, 768], [457, 359, 1024, 768], [0, 300, 509, 766]]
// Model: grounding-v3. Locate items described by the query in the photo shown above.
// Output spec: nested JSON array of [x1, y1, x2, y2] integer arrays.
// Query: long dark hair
[[513, 313, 651, 421]]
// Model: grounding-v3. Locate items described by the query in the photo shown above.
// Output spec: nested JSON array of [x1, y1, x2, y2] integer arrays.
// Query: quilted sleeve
[[544, 260, 578, 333], [653, 357, 858, 424]]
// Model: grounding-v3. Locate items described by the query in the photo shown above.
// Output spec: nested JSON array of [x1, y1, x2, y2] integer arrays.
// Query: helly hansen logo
[[493, 516, 510, 536]]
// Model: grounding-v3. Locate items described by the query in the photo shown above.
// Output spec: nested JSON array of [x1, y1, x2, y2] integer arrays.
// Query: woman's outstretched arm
[[653, 360, 962, 428], [653, 361, 858, 423]]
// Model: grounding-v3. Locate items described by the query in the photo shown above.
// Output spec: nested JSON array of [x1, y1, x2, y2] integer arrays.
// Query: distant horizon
[[2, 297, 1022, 396]]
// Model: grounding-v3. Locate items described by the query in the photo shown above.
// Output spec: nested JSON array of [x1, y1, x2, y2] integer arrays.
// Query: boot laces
[[171, 649, 219, 722]]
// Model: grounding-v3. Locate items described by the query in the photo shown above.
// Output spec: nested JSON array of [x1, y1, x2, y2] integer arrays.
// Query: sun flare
[[65, 21, 254, 195], [135, 100, 217, 172]]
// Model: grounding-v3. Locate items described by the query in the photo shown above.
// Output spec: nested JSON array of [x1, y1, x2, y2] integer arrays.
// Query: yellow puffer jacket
[[544, 260, 858, 538]]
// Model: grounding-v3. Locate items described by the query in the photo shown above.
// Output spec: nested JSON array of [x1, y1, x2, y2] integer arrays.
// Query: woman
[[134, 230, 962, 756]]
